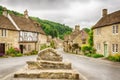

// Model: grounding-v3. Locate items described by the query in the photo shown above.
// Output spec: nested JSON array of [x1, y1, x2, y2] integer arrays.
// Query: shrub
[[85, 53, 91, 57], [92, 54, 103, 58], [6, 47, 22, 57], [50, 40, 56, 48], [81, 46, 96, 55], [14, 53, 23, 57], [40, 44, 48, 50], [30, 50, 38, 55], [107, 54, 120, 62]]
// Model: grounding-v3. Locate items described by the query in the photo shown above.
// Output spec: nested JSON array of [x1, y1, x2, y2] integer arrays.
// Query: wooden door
[[104, 44, 108, 57], [0, 43, 5, 56]]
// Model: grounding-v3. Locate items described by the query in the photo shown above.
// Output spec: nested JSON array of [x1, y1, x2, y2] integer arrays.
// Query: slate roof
[[93, 10, 120, 29]]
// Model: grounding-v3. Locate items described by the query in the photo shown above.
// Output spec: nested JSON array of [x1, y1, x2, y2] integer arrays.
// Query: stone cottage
[[92, 9, 120, 57], [0, 8, 47, 55], [63, 25, 89, 53]]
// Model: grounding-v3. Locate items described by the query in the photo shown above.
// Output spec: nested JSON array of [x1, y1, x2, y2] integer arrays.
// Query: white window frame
[[112, 44, 118, 53], [112, 25, 118, 34]]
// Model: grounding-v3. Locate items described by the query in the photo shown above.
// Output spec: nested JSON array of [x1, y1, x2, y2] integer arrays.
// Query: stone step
[[14, 69, 79, 80], [27, 60, 71, 70]]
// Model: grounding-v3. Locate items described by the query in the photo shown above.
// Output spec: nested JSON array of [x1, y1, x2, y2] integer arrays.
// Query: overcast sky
[[0, 0, 120, 29]]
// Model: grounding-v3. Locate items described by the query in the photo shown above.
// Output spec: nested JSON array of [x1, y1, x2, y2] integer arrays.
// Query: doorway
[[0, 43, 5, 56], [104, 44, 108, 57], [19, 45, 23, 53]]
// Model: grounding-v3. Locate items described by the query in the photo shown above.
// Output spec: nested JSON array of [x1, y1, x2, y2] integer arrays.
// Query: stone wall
[[0, 29, 19, 51], [93, 23, 120, 56]]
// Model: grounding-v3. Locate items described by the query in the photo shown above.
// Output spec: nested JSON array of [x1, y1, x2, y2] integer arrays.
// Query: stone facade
[[14, 48, 80, 80], [93, 9, 120, 57], [93, 23, 120, 56], [63, 25, 89, 54], [0, 30, 19, 51], [0, 8, 47, 55]]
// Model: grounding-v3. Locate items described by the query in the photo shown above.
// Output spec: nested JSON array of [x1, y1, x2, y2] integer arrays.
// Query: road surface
[[0, 55, 36, 79], [58, 48, 120, 80], [0, 49, 120, 80]]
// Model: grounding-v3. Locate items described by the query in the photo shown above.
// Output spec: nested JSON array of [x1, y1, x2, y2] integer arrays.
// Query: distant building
[[92, 9, 120, 57], [0, 8, 47, 55], [63, 25, 89, 53]]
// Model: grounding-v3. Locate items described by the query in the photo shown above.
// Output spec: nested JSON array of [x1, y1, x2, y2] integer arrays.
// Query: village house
[[92, 9, 120, 57], [0, 8, 47, 55], [63, 25, 89, 53]]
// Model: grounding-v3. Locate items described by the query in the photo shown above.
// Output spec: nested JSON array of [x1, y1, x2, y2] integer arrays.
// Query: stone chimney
[[3, 7, 8, 17], [24, 9, 29, 18], [102, 9, 107, 17], [75, 25, 80, 31]]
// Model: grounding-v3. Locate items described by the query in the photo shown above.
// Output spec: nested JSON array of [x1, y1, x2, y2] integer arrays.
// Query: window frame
[[112, 25, 118, 34], [112, 44, 118, 53], [1, 29, 7, 37]]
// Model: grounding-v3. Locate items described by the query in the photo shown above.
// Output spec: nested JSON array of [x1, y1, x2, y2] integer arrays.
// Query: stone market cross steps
[[14, 48, 80, 80]]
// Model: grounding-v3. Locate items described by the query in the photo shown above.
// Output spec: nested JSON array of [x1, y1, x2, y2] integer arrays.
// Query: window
[[1, 29, 6, 37], [113, 25, 118, 34], [82, 39, 86, 44], [96, 28, 101, 35], [112, 44, 118, 53], [97, 43, 101, 50], [28, 45, 31, 51]]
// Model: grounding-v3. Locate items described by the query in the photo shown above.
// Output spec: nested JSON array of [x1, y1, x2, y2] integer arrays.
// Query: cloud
[[0, 0, 120, 28]]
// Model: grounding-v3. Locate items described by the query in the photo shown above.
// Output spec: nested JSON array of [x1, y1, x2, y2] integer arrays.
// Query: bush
[[81, 46, 96, 55], [92, 54, 103, 58], [107, 54, 120, 62], [30, 50, 38, 55], [50, 40, 56, 48], [40, 44, 48, 50], [85, 53, 91, 57], [6, 47, 22, 57]]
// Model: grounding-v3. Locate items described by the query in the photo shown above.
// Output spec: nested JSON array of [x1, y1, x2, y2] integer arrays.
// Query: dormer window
[[113, 25, 118, 34]]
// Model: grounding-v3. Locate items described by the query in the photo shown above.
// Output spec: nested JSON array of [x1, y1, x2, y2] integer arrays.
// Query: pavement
[[0, 48, 120, 80]]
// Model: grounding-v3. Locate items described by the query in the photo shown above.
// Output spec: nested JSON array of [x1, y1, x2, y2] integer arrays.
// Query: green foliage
[[40, 44, 49, 50], [82, 46, 92, 54], [0, 6, 23, 16], [6, 47, 23, 57], [92, 54, 103, 58], [50, 40, 56, 49], [31, 17, 72, 39], [88, 30, 93, 47], [107, 54, 120, 62], [83, 28, 90, 34], [30, 50, 38, 55], [85, 53, 103, 58]]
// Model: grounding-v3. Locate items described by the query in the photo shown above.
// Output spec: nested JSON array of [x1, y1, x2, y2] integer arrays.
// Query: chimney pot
[[3, 7, 8, 17], [24, 9, 29, 18], [102, 9, 107, 17], [75, 25, 80, 31]]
